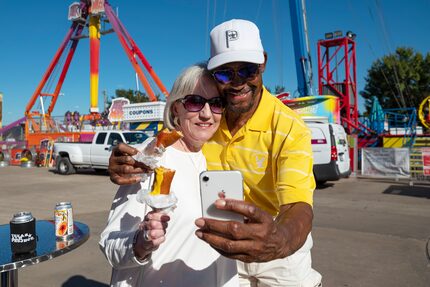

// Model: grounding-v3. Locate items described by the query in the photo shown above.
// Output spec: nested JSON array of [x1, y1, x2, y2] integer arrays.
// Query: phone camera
[[202, 176, 209, 182]]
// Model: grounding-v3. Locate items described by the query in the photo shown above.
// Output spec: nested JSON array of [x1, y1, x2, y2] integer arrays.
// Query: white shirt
[[99, 146, 239, 287]]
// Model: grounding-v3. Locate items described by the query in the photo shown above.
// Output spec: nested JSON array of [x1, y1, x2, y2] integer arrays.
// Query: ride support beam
[[47, 25, 85, 115], [112, 11, 169, 98], [288, 0, 313, 97], [89, 15, 101, 113], [25, 23, 78, 115], [317, 37, 358, 133], [104, 3, 164, 101]]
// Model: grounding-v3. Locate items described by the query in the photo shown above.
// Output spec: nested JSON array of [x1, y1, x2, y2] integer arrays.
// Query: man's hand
[[194, 199, 313, 263], [108, 143, 150, 185]]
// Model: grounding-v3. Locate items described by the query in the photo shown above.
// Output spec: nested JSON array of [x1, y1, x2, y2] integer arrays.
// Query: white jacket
[[99, 146, 239, 287]]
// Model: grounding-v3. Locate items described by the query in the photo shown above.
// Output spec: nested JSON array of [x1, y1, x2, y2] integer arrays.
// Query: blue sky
[[1, 0, 429, 125]]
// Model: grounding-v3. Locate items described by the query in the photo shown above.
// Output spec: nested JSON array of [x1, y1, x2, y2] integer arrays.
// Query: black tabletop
[[0, 220, 89, 273]]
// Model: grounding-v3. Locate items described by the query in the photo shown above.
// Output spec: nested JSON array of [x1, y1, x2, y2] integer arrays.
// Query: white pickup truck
[[53, 130, 148, 175]]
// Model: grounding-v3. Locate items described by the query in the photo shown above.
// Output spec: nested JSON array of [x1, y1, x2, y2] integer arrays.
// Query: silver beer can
[[54, 202, 73, 239]]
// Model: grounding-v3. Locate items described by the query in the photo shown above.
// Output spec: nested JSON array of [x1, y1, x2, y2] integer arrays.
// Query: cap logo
[[225, 30, 238, 48]]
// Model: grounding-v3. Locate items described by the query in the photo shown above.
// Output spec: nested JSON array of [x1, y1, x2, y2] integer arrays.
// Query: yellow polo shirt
[[202, 88, 315, 216]]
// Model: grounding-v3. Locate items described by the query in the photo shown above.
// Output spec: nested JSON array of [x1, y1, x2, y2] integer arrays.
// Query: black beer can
[[10, 211, 37, 254]]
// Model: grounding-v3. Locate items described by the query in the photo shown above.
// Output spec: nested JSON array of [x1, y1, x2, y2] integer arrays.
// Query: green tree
[[106, 89, 158, 108], [114, 89, 153, 103], [360, 47, 430, 114]]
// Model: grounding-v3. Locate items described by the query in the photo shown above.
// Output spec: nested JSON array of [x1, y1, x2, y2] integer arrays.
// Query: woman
[[99, 63, 239, 287]]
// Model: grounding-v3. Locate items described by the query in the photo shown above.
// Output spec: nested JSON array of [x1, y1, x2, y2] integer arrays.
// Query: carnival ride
[[278, 0, 430, 172], [418, 96, 430, 129], [318, 33, 422, 150], [279, 0, 361, 132], [2, 0, 427, 168], [0, 0, 167, 166], [282, 0, 425, 151]]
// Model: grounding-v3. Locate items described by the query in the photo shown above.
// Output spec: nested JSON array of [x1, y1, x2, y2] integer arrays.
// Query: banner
[[422, 148, 430, 176], [281, 95, 340, 124], [362, 148, 410, 178], [108, 97, 130, 122]]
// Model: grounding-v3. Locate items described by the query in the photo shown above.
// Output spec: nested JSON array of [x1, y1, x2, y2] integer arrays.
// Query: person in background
[[107, 19, 322, 287], [99, 63, 239, 287]]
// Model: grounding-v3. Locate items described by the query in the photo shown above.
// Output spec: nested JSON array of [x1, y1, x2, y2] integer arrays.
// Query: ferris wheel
[[418, 95, 430, 129]]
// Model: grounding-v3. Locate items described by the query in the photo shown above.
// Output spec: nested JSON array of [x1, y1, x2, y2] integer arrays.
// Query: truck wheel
[[57, 157, 76, 175]]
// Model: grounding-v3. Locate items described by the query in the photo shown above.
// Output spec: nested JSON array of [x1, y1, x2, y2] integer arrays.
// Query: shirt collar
[[218, 115, 231, 139], [247, 86, 272, 131]]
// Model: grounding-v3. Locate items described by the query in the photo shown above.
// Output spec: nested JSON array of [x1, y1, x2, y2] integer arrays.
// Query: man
[[108, 19, 321, 287]]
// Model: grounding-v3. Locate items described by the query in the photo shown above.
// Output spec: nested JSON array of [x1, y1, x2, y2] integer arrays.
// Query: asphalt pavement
[[0, 166, 429, 287]]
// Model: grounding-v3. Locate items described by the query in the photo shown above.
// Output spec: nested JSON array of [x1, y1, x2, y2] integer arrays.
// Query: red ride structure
[[317, 33, 361, 134], [12, 0, 168, 165]]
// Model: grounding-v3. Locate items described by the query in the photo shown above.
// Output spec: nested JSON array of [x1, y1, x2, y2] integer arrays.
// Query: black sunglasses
[[178, 95, 225, 114], [212, 63, 260, 84]]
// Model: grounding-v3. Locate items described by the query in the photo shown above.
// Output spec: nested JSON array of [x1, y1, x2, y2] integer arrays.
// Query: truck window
[[107, 133, 123, 145], [123, 133, 148, 144], [96, 133, 107, 144]]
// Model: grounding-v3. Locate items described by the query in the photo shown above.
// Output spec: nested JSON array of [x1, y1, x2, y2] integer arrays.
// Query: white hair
[[163, 63, 211, 129]]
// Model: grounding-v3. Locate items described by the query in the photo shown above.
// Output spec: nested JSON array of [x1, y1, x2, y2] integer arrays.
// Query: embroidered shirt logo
[[225, 30, 239, 48], [255, 155, 266, 168]]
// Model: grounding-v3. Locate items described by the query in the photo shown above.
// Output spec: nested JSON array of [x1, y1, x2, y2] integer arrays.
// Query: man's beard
[[224, 85, 257, 114]]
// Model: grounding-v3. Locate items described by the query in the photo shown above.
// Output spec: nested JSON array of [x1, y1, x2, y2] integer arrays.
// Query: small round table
[[0, 220, 89, 287]]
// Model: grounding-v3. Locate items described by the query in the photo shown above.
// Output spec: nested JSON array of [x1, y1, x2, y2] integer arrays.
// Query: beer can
[[55, 202, 74, 239], [10, 211, 37, 254]]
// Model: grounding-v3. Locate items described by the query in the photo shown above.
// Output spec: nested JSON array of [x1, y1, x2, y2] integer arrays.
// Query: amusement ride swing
[[2, 0, 168, 166], [418, 96, 430, 129]]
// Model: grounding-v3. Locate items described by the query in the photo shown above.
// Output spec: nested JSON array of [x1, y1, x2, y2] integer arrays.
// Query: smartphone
[[199, 170, 244, 222]]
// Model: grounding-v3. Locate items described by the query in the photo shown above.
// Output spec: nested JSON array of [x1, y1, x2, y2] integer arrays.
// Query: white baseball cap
[[207, 19, 264, 70]]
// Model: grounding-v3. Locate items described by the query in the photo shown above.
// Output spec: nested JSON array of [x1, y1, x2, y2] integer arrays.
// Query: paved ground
[[0, 166, 429, 286]]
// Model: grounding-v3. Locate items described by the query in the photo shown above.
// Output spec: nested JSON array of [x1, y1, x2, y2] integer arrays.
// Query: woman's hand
[[133, 211, 171, 260]]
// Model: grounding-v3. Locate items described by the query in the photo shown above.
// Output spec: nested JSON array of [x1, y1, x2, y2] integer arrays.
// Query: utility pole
[[103, 90, 108, 111], [0, 92, 3, 129]]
